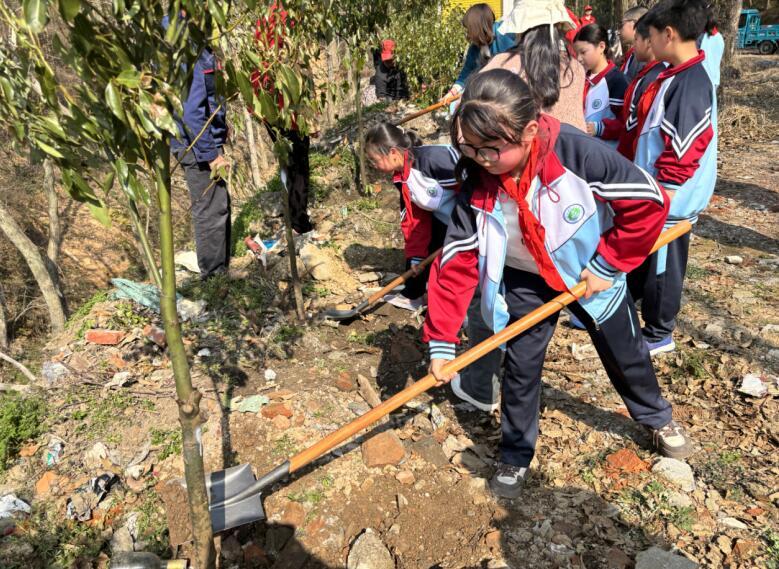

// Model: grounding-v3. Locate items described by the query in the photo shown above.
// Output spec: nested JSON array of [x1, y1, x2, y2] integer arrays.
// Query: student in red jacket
[[425, 69, 691, 499], [580, 5, 596, 25], [364, 123, 459, 311]]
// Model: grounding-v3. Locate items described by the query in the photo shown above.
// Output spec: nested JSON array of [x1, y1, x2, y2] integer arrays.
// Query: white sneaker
[[450, 373, 499, 413], [385, 293, 425, 311]]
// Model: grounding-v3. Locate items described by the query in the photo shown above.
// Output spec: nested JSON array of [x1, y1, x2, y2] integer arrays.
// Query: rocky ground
[[0, 56, 777, 569]]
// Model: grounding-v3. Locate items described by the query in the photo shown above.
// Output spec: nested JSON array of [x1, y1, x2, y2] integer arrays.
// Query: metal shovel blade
[[322, 299, 369, 321], [207, 464, 265, 533], [322, 306, 359, 320]]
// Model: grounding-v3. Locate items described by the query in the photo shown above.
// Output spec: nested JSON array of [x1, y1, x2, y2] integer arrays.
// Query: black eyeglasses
[[458, 141, 511, 162]]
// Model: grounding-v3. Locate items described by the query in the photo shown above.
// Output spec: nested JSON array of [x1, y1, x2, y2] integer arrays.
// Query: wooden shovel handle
[[365, 248, 443, 306], [289, 221, 691, 473], [393, 95, 461, 126]]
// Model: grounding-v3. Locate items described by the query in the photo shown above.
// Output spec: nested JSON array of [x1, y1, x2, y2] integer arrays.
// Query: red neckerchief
[[620, 47, 634, 73], [632, 50, 706, 157], [393, 149, 415, 223], [497, 123, 568, 292], [583, 61, 616, 109]]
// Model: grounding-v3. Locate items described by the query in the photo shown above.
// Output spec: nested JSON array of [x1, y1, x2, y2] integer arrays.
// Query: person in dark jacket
[[373, 39, 409, 101], [165, 14, 231, 280]]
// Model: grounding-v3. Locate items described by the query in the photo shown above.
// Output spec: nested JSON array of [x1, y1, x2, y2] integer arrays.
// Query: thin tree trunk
[[280, 167, 305, 321], [44, 159, 61, 268], [720, 0, 744, 69], [152, 141, 215, 569], [0, 201, 67, 334], [128, 198, 163, 289], [0, 287, 8, 350], [244, 109, 262, 190], [353, 64, 367, 195], [256, 127, 270, 171]]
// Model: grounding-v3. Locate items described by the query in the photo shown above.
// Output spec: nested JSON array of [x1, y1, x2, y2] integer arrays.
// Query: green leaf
[[115, 68, 142, 89], [278, 66, 301, 106], [207, 0, 227, 28], [88, 201, 111, 227], [35, 139, 64, 158], [101, 171, 116, 193], [58, 0, 81, 22], [23, 0, 49, 33], [104, 81, 126, 121]]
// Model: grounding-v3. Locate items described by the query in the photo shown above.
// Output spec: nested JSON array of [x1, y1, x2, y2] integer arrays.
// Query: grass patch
[[272, 433, 298, 458], [0, 395, 45, 473], [150, 428, 183, 461], [7, 507, 104, 568], [696, 449, 745, 499], [351, 197, 380, 211], [347, 331, 376, 346], [135, 490, 171, 557], [287, 474, 335, 506], [180, 272, 275, 314], [66, 290, 109, 329], [686, 265, 708, 280], [669, 349, 711, 383], [764, 528, 779, 569], [303, 282, 330, 299], [274, 324, 303, 344], [618, 480, 695, 532], [107, 302, 149, 330]]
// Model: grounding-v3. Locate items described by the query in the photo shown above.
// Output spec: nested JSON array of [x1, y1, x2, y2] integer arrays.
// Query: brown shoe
[[651, 420, 693, 459]]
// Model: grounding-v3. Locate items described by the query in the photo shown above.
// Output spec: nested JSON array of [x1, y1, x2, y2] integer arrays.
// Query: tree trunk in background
[[152, 141, 216, 569], [0, 287, 8, 349], [0, 201, 67, 334], [280, 166, 306, 321], [353, 64, 367, 194], [44, 159, 61, 268], [719, 0, 744, 69], [244, 109, 263, 190]]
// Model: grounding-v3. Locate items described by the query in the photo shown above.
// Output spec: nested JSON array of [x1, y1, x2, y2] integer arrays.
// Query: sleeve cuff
[[658, 181, 682, 192], [429, 340, 456, 361], [410, 257, 423, 265], [594, 122, 604, 137], [586, 254, 621, 281]]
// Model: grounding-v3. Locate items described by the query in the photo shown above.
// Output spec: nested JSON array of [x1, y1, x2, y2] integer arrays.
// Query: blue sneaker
[[647, 336, 676, 357]]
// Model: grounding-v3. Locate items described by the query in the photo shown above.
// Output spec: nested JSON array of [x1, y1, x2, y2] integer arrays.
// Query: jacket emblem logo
[[563, 204, 585, 224], [426, 187, 438, 197], [592, 99, 603, 110]]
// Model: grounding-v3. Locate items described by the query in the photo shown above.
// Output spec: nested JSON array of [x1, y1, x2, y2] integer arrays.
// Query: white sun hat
[[499, 0, 578, 35]]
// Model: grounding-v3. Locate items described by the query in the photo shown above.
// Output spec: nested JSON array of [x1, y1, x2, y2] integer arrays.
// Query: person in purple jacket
[[165, 14, 231, 281]]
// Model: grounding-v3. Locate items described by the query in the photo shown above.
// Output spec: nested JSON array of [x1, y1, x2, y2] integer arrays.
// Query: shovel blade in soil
[[207, 464, 265, 533]]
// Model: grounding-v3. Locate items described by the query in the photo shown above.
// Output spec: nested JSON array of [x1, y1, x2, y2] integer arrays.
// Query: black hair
[[643, 0, 710, 41], [364, 122, 423, 156], [634, 14, 651, 39], [450, 69, 538, 183], [574, 23, 612, 60], [513, 24, 574, 110]]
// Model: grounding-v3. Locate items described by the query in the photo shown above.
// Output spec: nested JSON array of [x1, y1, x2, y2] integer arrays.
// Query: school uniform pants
[[459, 286, 502, 405], [177, 150, 231, 280], [627, 233, 691, 343], [264, 125, 314, 234], [500, 267, 673, 468], [401, 217, 448, 300]]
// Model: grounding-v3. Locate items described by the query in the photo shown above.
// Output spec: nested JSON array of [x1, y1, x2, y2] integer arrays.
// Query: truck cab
[[738, 9, 779, 54]]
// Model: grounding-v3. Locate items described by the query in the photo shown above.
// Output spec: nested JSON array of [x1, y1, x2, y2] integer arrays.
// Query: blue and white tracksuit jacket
[[587, 62, 628, 148], [394, 145, 459, 263], [422, 117, 669, 359]]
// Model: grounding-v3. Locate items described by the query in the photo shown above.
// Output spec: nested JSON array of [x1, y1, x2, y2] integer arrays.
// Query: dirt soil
[[0, 56, 777, 569]]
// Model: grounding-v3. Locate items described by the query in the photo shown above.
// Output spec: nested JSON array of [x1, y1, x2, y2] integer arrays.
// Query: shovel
[[322, 247, 443, 321], [393, 95, 461, 126], [206, 221, 692, 532]]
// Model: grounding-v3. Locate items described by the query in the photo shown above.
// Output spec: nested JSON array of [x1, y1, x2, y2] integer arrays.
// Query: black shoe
[[651, 420, 693, 459], [489, 462, 529, 499]]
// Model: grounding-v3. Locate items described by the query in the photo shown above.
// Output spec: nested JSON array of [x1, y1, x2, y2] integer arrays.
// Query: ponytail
[[364, 122, 423, 155]]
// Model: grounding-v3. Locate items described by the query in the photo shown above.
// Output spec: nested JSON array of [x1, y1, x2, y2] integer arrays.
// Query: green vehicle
[[738, 9, 779, 54]]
